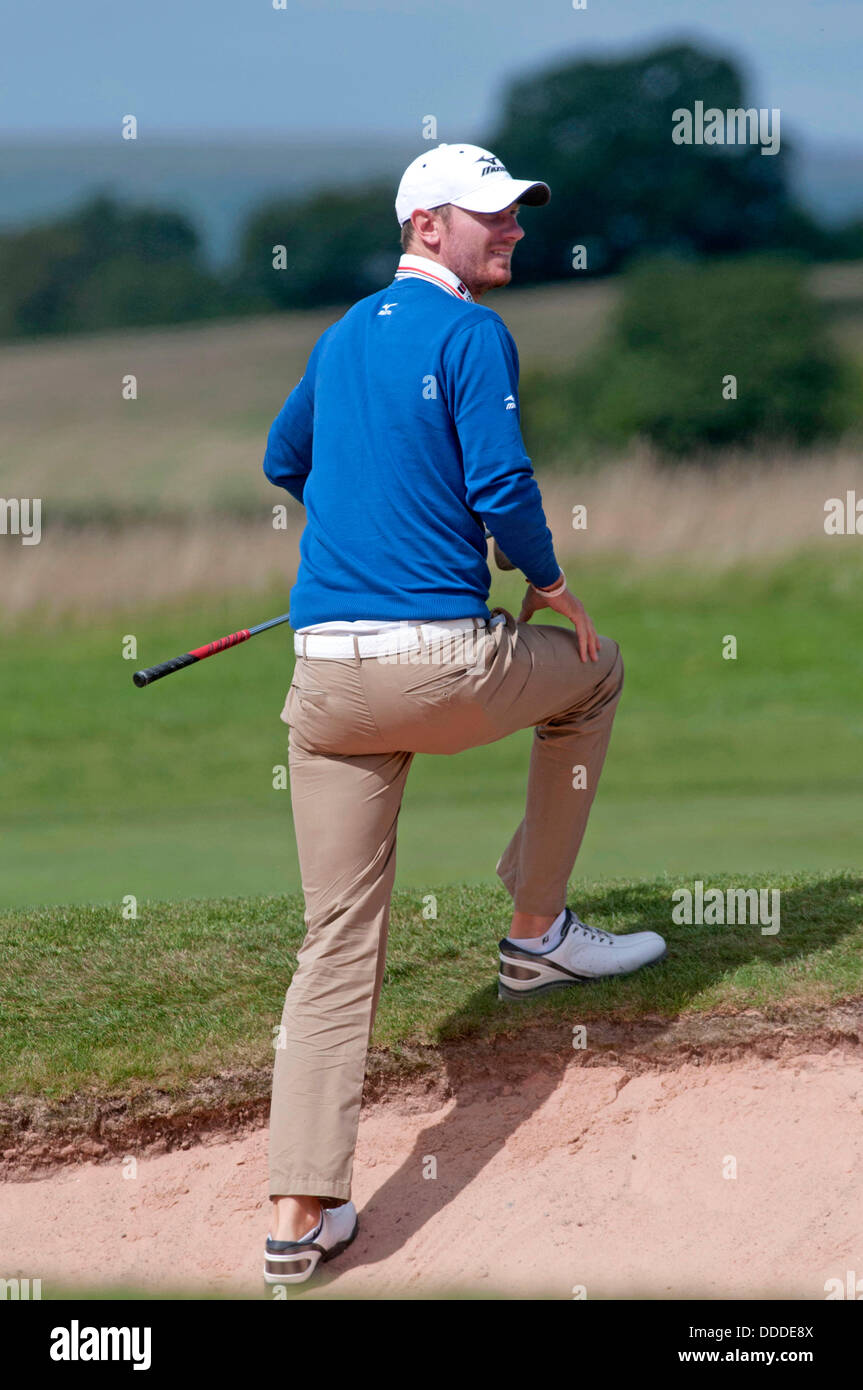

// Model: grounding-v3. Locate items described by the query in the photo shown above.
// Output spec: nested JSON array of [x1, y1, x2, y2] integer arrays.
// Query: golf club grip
[[133, 652, 199, 687], [132, 628, 252, 687]]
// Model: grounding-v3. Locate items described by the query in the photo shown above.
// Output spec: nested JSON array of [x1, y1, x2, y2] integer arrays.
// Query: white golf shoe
[[263, 1201, 359, 1285], [498, 908, 667, 1001]]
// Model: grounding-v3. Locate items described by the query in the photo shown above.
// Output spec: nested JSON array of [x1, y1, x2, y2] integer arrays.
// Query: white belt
[[294, 614, 504, 659]]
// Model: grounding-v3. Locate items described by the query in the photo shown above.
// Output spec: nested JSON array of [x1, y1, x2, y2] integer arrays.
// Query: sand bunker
[[2, 1047, 861, 1299]]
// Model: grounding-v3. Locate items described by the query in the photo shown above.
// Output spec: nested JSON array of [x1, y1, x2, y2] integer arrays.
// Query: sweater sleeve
[[263, 330, 331, 505], [443, 314, 560, 590]]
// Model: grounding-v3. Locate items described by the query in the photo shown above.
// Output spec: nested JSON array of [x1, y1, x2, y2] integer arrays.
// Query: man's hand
[[517, 581, 601, 662]]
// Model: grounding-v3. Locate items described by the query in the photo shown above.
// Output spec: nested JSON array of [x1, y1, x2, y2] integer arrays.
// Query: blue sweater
[[263, 272, 561, 629]]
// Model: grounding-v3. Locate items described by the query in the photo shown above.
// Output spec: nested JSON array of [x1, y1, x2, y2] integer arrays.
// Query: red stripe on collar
[[393, 260, 474, 302]]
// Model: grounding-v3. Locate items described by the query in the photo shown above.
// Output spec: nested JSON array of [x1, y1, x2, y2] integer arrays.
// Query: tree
[[486, 43, 826, 282], [0, 193, 222, 338], [234, 185, 398, 311], [518, 253, 853, 460]]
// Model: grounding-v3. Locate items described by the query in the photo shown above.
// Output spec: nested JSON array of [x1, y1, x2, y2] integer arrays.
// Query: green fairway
[[2, 547, 861, 911], [2, 547, 862, 909]]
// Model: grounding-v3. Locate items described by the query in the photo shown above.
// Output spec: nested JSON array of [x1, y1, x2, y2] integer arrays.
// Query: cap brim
[[452, 178, 551, 214]]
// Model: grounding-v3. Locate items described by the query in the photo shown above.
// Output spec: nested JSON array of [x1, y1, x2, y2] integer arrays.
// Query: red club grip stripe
[[190, 629, 252, 659]]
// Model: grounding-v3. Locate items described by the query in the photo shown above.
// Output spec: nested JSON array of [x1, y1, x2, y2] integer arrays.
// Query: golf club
[[135, 537, 515, 689], [132, 612, 292, 687]]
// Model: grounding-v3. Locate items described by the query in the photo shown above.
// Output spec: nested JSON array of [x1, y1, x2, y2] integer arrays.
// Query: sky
[[2, 0, 862, 149]]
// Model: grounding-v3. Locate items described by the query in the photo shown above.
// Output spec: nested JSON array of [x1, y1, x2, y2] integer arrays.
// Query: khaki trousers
[[268, 606, 624, 1200]]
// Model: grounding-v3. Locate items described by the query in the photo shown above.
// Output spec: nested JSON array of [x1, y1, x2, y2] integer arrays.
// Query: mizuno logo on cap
[[477, 155, 507, 176]]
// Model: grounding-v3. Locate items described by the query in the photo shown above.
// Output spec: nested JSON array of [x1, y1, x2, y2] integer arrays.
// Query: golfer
[[261, 143, 666, 1285]]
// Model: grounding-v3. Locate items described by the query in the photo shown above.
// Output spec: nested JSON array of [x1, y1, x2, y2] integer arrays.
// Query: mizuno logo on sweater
[[377, 302, 398, 316], [503, 394, 516, 410]]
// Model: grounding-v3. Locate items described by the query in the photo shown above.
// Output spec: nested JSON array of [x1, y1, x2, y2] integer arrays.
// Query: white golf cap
[[395, 142, 551, 225]]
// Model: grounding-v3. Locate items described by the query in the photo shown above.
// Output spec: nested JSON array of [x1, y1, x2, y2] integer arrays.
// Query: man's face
[[433, 202, 525, 299]]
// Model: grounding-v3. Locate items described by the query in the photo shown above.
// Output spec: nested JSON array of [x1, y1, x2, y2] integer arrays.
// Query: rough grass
[[1, 873, 860, 1104]]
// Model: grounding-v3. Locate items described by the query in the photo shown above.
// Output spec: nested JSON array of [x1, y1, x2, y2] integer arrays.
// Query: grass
[[0, 548, 862, 910], [1, 872, 861, 1104]]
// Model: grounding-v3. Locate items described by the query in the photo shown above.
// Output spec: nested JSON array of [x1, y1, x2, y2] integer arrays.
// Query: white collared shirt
[[392, 253, 475, 302]]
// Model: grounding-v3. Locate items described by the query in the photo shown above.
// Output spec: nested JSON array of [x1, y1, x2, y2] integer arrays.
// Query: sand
[[2, 1047, 861, 1300]]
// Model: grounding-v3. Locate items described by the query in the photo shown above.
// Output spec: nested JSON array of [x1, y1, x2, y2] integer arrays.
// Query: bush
[[519, 253, 855, 461], [234, 186, 398, 311], [0, 194, 225, 339]]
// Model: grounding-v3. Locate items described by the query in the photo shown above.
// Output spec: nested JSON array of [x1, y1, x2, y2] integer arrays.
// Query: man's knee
[[560, 632, 623, 711], [585, 634, 622, 691], [588, 637, 623, 717], [601, 635, 623, 687]]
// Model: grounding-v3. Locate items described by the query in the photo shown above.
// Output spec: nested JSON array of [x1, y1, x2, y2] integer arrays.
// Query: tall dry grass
[[0, 283, 618, 514], [540, 440, 863, 564], [2, 267, 861, 627], [2, 443, 860, 628]]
